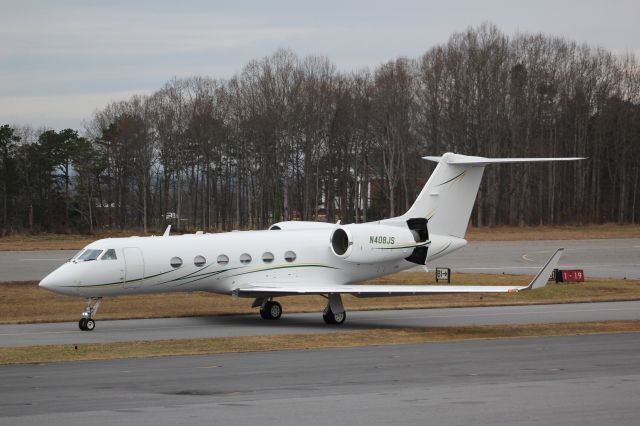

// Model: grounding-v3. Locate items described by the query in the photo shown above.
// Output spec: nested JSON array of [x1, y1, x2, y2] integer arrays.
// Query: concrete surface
[[1, 333, 639, 425], [2, 300, 640, 347]]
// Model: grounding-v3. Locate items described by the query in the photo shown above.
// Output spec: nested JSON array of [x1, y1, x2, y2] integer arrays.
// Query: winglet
[[163, 225, 171, 237], [523, 248, 564, 291]]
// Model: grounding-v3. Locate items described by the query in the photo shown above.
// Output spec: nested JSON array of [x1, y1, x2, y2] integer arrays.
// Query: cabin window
[[77, 249, 103, 261], [284, 250, 296, 262], [217, 254, 229, 266], [262, 252, 274, 263], [101, 249, 117, 260], [170, 257, 183, 268], [194, 255, 206, 267], [240, 253, 252, 264]]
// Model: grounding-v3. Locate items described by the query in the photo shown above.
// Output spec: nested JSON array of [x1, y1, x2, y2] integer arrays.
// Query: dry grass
[[0, 231, 151, 251], [2, 273, 640, 324], [1, 224, 639, 251], [2, 320, 639, 365]]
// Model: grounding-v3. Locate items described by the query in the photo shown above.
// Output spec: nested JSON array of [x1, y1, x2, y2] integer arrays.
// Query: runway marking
[[455, 266, 539, 270], [521, 249, 564, 262], [521, 245, 638, 263]]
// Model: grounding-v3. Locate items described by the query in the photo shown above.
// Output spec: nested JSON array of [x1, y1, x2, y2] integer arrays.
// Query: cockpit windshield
[[70, 250, 85, 261], [101, 249, 117, 260], [76, 249, 103, 262]]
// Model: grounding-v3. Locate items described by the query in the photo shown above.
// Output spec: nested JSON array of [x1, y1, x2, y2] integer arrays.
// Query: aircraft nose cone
[[39, 269, 70, 295], [39, 273, 57, 290]]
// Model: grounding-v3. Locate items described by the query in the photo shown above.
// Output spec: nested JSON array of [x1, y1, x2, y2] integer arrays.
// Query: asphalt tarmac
[[2, 333, 639, 426], [1, 238, 638, 282], [2, 300, 640, 347], [422, 238, 640, 279]]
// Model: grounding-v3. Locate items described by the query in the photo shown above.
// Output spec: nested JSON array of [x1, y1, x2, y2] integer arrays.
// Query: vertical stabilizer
[[399, 153, 585, 239], [401, 153, 485, 238]]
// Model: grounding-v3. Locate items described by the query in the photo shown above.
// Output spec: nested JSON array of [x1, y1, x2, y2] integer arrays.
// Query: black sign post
[[435, 267, 451, 283]]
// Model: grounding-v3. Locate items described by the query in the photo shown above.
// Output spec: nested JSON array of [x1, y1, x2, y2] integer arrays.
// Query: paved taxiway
[[2, 333, 639, 425], [428, 238, 640, 279], [2, 300, 640, 347], [1, 238, 638, 282]]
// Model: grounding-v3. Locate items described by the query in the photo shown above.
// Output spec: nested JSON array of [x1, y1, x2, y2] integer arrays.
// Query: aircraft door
[[123, 247, 144, 289]]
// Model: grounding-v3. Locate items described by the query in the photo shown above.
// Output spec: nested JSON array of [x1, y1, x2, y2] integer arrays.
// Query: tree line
[[1, 24, 639, 235]]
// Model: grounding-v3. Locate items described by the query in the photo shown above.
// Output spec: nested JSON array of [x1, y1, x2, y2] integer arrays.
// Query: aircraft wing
[[233, 248, 564, 298]]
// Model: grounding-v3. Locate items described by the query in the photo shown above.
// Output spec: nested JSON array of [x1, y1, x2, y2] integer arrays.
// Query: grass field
[[0, 223, 638, 251], [2, 273, 639, 324], [464, 223, 640, 240], [2, 320, 639, 365]]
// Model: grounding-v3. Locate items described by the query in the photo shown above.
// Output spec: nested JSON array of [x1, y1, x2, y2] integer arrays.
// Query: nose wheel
[[78, 318, 96, 331], [78, 298, 102, 331]]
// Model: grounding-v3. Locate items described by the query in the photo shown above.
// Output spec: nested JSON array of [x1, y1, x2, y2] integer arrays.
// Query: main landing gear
[[323, 306, 346, 325], [254, 294, 347, 325], [78, 297, 102, 331], [323, 293, 346, 325], [258, 299, 283, 320]]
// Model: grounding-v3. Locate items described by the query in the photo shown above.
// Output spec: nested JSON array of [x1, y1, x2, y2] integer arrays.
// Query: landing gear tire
[[85, 319, 96, 331], [323, 307, 346, 325], [78, 318, 87, 331], [260, 301, 282, 320], [260, 308, 270, 320]]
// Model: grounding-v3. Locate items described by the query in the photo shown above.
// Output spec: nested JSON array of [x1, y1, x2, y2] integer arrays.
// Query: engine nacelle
[[329, 223, 420, 264]]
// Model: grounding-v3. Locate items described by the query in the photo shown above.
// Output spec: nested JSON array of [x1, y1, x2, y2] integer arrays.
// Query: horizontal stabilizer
[[424, 154, 585, 165], [233, 249, 564, 298]]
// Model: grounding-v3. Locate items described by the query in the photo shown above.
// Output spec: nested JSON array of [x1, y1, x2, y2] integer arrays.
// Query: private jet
[[39, 153, 580, 330]]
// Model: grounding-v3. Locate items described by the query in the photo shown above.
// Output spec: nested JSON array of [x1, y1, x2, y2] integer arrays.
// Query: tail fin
[[400, 153, 584, 238]]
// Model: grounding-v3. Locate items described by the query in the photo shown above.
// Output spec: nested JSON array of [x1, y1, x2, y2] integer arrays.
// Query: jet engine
[[329, 223, 423, 264]]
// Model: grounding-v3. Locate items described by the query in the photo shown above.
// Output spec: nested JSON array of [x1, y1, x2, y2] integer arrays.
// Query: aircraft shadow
[[191, 314, 407, 331]]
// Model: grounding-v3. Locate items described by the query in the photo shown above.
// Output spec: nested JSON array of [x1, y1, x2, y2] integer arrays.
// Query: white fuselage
[[38, 152, 580, 330], [39, 229, 464, 298]]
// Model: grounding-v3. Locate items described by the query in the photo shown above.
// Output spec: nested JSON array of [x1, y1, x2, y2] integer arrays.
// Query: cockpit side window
[[77, 249, 103, 261], [101, 249, 117, 260]]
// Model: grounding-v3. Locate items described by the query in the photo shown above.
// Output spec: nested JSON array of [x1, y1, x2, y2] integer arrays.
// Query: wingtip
[[525, 248, 565, 290]]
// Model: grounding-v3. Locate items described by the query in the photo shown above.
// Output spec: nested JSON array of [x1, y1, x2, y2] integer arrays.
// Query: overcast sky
[[2, 0, 639, 131]]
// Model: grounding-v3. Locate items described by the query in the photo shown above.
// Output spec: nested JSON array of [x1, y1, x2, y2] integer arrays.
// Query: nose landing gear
[[78, 297, 102, 331]]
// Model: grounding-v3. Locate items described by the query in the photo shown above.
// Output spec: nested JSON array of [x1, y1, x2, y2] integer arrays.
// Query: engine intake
[[331, 228, 350, 256]]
